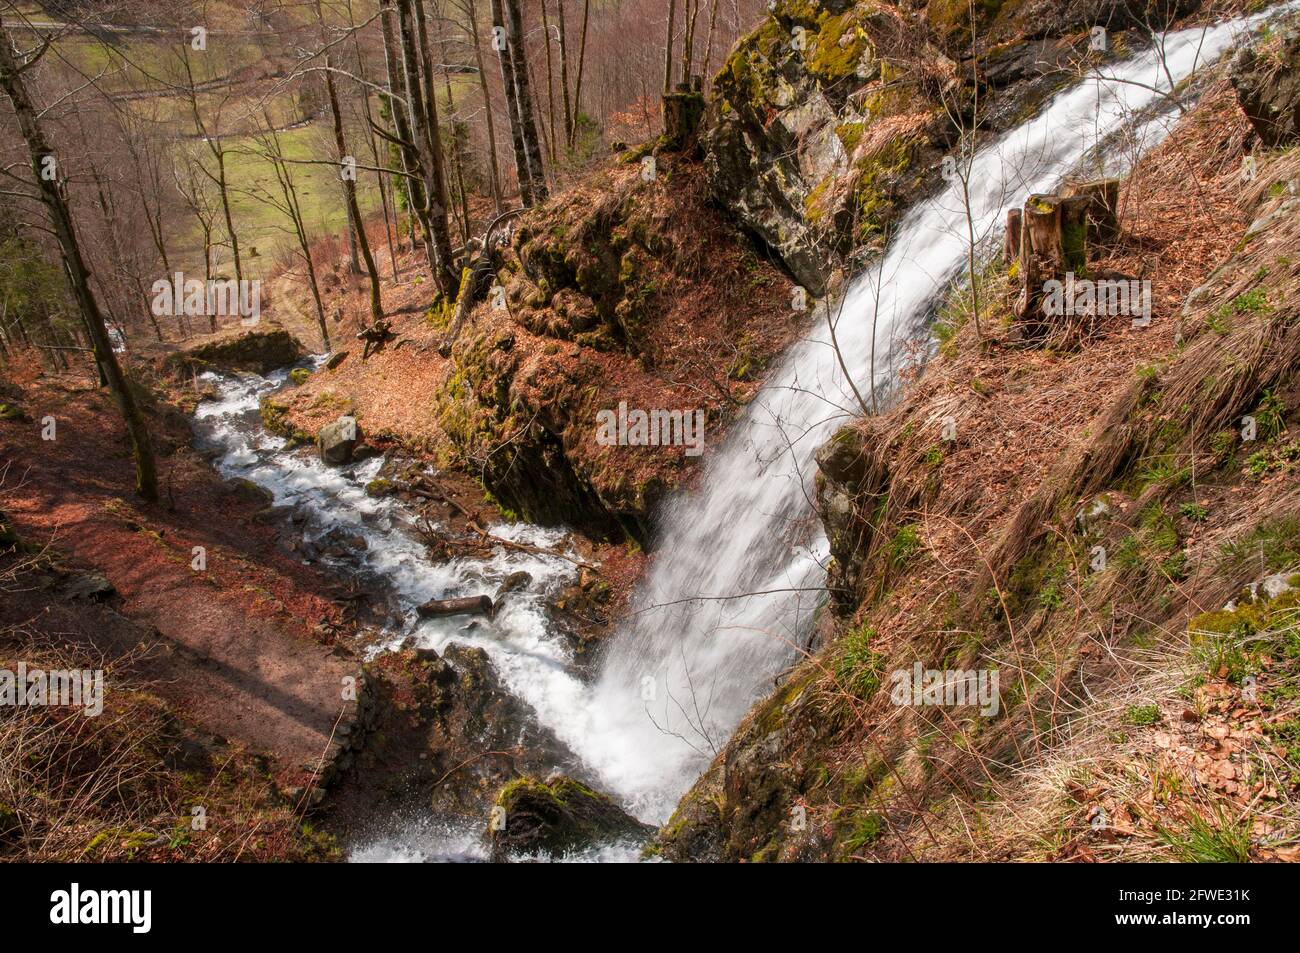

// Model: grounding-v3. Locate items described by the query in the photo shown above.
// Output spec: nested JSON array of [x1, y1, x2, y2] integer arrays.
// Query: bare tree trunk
[[664, 0, 677, 95], [399, 0, 459, 296], [0, 21, 158, 502], [343, 181, 361, 274], [571, 0, 590, 148], [380, 0, 433, 255], [323, 53, 385, 327], [434, 11, 472, 246], [183, 55, 243, 291], [504, 0, 547, 201], [490, 0, 533, 205], [682, 0, 697, 85], [557, 0, 573, 149], [263, 117, 331, 350], [541, 0, 557, 164], [701, 0, 720, 82], [466, 0, 505, 211]]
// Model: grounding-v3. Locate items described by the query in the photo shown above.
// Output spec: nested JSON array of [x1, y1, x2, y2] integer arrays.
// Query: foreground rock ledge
[[487, 775, 653, 860]]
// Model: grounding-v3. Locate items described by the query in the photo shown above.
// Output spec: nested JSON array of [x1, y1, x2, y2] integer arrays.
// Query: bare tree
[[0, 18, 158, 502], [503, 0, 547, 201]]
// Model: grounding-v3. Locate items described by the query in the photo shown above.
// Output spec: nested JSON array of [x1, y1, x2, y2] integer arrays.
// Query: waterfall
[[571, 10, 1285, 824], [191, 9, 1285, 860]]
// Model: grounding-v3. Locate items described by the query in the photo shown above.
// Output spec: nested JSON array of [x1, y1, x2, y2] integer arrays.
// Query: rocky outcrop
[[434, 160, 799, 545], [166, 326, 304, 374], [328, 644, 584, 837], [1232, 23, 1300, 147], [487, 774, 653, 860], [704, 1, 956, 294], [924, 0, 1202, 52]]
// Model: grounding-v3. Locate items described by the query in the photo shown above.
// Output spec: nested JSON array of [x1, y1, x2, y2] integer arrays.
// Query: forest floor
[[0, 352, 362, 791]]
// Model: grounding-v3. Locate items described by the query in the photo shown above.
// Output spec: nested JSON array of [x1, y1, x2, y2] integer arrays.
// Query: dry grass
[[701, 81, 1300, 862], [0, 479, 339, 863]]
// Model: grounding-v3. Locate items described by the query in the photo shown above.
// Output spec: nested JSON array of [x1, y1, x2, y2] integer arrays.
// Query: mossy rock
[[173, 328, 304, 375], [0, 403, 22, 421], [288, 368, 312, 386], [364, 478, 396, 498], [226, 477, 274, 506], [488, 774, 653, 859]]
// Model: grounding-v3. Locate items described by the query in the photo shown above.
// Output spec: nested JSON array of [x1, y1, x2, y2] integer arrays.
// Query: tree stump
[[1004, 208, 1022, 266], [1063, 178, 1120, 245], [662, 82, 705, 151], [1011, 193, 1090, 339]]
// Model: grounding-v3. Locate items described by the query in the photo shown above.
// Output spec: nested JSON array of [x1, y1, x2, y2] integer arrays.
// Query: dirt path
[[0, 373, 359, 787]]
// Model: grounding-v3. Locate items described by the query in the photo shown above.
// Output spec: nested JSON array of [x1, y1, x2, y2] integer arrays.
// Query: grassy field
[[28, 3, 446, 280]]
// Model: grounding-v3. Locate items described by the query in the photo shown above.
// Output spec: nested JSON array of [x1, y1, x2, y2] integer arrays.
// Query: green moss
[[364, 479, 394, 498], [808, 11, 871, 82], [835, 120, 866, 153], [259, 398, 291, 436], [288, 367, 311, 386], [852, 136, 918, 244]]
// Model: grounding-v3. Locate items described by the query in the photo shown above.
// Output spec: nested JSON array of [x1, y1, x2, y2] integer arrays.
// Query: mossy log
[[415, 594, 494, 618]]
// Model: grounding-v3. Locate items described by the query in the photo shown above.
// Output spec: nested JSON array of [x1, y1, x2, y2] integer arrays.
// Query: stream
[[191, 7, 1289, 862]]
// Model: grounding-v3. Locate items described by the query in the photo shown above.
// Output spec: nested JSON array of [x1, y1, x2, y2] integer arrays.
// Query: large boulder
[[166, 327, 304, 375], [317, 415, 359, 465], [1232, 26, 1300, 148], [488, 774, 653, 860]]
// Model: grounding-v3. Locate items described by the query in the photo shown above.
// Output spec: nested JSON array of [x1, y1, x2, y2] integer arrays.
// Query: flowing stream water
[[192, 9, 1285, 861]]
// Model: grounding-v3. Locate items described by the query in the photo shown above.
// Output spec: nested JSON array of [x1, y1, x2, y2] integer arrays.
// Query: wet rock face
[[328, 644, 583, 841], [488, 774, 653, 860], [1232, 26, 1300, 148]]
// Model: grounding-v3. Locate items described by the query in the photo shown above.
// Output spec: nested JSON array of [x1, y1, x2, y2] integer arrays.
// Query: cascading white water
[[191, 8, 1285, 860], [569, 10, 1290, 824]]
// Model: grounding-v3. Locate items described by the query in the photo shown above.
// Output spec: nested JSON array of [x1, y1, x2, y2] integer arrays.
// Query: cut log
[[416, 594, 495, 618]]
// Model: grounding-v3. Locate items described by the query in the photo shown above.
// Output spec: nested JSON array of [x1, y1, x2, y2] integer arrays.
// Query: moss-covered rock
[[169, 327, 304, 375], [704, 1, 951, 293], [1232, 22, 1300, 148], [364, 478, 396, 498], [488, 774, 653, 859]]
